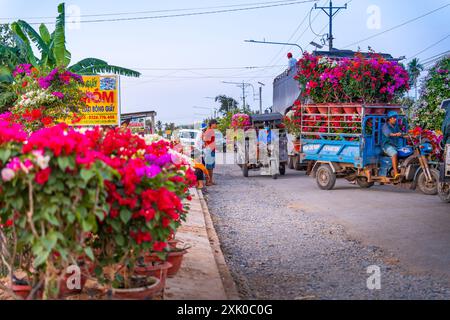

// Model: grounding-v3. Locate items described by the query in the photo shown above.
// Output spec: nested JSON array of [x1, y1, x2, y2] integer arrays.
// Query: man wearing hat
[[287, 52, 297, 70], [381, 111, 404, 179]]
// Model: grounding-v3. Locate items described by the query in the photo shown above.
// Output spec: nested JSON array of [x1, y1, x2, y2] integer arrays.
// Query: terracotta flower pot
[[134, 261, 172, 288], [316, 104, 329, 115], [330, 105, 343, 114], [111, 276, 161, 300], [305, 105, 318, 114], [372, 108, 386, 115], [143, 249, 188, 278], [11, 283, 32, 300], [342, 103, 357, 114], [58, 270, 88, 297], [166, 250, 188, 277]]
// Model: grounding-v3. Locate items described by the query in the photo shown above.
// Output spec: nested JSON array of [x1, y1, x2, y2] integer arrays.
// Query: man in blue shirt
[[287, 52, 297, 69], [382, 111, 403, 179]]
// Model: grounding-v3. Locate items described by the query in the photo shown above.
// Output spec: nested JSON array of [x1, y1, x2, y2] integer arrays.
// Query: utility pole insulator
[[314, 0, 348, 52]]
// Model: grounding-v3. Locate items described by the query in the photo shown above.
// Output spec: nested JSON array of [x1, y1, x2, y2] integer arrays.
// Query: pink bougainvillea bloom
[[52, 91, 64, 99], [1, 168, 15, 182]]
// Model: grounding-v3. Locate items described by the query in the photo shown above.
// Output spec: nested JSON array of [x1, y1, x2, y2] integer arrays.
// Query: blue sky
[[1, 0, 449, 125]]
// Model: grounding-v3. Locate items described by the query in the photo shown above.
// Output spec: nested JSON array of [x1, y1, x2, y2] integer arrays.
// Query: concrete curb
[[196, 189, 241, 300]]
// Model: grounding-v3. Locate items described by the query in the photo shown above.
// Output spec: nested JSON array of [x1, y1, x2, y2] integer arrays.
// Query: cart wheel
[[417, 169, 439, 195], [288, 156, 294, 169], [272, 173, 279, 179], [316, 164, 336, 190], [438, 182, 450, 203], [279, 164, 286, 176], [356, 177, 374, 188], [243, 165, 249, 177]]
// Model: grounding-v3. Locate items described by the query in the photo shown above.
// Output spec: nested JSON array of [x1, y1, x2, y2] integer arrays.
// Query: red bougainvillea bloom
[[152, 241, 167, 252], [35, 167, 51, 185]]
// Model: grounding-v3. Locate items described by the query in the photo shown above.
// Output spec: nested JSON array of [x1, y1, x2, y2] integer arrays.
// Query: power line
[[133, 65, 285, 71], [408, 33, 450, 60], [21, 0, 319, 25], [0, 0, 315, 20], [421, 50, 450, 64], [343, 3, 450, 49]]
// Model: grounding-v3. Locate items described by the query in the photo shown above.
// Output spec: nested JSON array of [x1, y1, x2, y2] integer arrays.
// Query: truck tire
[[438, 182, 450, 202], [356, 177, 374, 188], [416, 168, 439, 195], [316, 164, 336, 190], [294, 156, 302, 171], [243, 165, 248, 177]]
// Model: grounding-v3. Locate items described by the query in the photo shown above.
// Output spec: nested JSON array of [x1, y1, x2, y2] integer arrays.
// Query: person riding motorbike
[[381, 111, 405, 180]]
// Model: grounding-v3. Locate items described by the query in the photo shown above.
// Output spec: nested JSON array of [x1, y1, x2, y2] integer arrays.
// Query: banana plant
[[9, 3, 140, 77]]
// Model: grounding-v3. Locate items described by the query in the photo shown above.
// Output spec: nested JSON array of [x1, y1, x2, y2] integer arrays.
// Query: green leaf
[[80, 168, 95, 183], [57, 156, 70, 171], [44, 212, 60, 226], [39, 24, 51, 44], [42, 231, 58, 251], [84, 247, 94, 261], [52, 3, 67, 66], [81, 219, 93, 232], [0, 148, 11, 163], [115, 234, 125, 246], [120, 207, 131, 224], [33, 251, 50, 268], [110, 219, 121, 233]]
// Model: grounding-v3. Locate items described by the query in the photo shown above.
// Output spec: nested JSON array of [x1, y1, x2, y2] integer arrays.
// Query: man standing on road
[[203, 119, 217, 185]]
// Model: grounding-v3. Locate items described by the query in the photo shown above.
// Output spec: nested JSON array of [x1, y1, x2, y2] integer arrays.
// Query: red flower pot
[[316, 104, 329, 115], [58, 270, 88, 297], [166, 250, 188, 277], [134, 261, 172, 288], [305, 105, 318, 114], [342, 103, 357, 114], [143, 249, 188, 277], [11, 283, 32, 300], [372, 108, 386, 115], [330, 105, 343, 114], [111, 276, 161, 300]]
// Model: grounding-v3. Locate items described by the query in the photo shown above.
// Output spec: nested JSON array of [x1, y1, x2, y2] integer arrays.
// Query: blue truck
[[299, 105, 439, 194]]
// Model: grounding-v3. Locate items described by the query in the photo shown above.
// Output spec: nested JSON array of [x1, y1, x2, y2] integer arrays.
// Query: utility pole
[[314, 0, 347, 52], [258, 82, 265, 114], [242, 81, 246, 111]]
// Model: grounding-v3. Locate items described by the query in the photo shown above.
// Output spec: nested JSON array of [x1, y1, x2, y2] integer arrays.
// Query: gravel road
[[205, 164, 450, 300]]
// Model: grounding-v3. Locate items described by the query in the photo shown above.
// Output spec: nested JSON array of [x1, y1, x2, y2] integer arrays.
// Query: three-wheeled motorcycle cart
[[236, 113, 288, 179]]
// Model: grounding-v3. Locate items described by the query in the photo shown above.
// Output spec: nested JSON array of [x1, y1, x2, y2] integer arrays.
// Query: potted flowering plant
[[84, 128, 195, 299], [0, 122, 115, 299], [295, 52, 410, 111], [231, 113, 251, 129], [9, 64, 85, 131]]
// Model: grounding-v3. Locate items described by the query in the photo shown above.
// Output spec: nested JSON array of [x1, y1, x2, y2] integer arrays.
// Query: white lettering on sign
[[323, 145, 340, 153], [303, 144, 321, 152]]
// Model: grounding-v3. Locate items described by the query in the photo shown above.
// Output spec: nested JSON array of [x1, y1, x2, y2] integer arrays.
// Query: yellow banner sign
[[72, 75, 120, 126]]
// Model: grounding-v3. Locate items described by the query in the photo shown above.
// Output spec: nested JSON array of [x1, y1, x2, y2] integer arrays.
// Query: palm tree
[[407, 58, 424, 101], [215, 95, 239, 115], [10, 3, 140, 77]]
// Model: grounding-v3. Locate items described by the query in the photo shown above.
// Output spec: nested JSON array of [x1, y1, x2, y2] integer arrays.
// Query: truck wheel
[[417, 169, 439, 195], [438, 183, 450, 202], [288, 156, 294, 169], [280, 164, 286, 176], [316, 164, 336, 190], [356, 177, 374, 188], [243, 165, 249, 177], [294, 156, 302, 171]]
